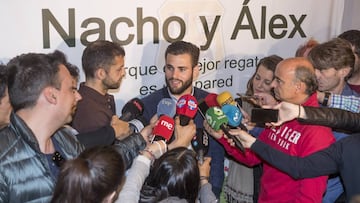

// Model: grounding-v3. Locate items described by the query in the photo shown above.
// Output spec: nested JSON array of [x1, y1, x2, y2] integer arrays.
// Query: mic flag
[[191, 128, 209, 164], [221, 104, 242, 127], [120, 98, 144, 121], [217, 91, 237, 106], [176, 94, 198, 126], [151, 115, 174, 143], [205, 106, 228, 131], [205, 107, 245, 153], [157, 98, 176, 118]]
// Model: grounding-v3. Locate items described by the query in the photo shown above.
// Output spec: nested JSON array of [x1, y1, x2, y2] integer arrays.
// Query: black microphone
[[128, 116, 148, 133], [191, 128, 209, 164], [120, 98, 144, 121]]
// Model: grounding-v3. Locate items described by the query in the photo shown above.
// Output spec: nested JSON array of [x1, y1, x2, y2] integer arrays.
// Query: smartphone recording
[[251, 108, 279, 123]]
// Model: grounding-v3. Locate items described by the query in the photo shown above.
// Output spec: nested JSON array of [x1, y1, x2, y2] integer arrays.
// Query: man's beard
[[103, 77, 121, 90], [166, 76, 193, 95]]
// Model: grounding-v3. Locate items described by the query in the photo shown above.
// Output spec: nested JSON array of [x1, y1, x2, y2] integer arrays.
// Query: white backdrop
[[0, 0, 345, 115]]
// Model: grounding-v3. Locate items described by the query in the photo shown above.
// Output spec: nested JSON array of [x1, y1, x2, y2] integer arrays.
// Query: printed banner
[[0, 0, 344, 114]]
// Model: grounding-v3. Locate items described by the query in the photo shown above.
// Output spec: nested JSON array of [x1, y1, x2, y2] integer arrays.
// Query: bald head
[[277, 57, 314, 74], [272, 57, 318, 104]]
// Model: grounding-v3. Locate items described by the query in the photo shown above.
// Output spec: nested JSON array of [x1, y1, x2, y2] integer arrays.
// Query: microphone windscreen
[[176, 94, 198, 119], [217, 91, 236, 106], [120, 98, 144, 121], [151, 115, 174, 142], [205, 107, 228, 131], [204, 93, 219, 107], [157, 98, 176, 118], [176, 94, 198, 125], [198, 93, 219, 119], [222, 104, 243, 127]]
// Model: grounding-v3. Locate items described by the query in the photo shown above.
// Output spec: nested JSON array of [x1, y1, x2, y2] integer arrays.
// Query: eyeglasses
[[52, 151, 65, 167]]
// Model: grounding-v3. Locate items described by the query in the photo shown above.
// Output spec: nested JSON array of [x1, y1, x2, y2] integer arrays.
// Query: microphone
[[222, 104, 248, 131], [221, 104, 242, 127], [198, 93, 219, 119], [157, 98, 176, 118], [216, 91, 238, 107], [191, 128, 209, 164], [120, 98, 144, 121], [128, 116, 148, 133], [205, 107, 245, 153], [176, 94, 198, 126], [151, 115, 174, 143]]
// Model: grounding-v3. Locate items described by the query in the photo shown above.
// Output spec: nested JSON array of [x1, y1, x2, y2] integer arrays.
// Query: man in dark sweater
[[141, 41, 225, 198]]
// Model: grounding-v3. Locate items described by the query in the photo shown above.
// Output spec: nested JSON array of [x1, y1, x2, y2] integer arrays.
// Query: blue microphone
[[157, 98, 176, 118], [221, 103, 248, 131]]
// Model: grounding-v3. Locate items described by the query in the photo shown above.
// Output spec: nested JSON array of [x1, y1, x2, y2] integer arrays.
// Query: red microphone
[[151, 115, 174, 143], [176, 94, 198, 126], [205, 93, 219, 107], [198, 93, 219, 119]]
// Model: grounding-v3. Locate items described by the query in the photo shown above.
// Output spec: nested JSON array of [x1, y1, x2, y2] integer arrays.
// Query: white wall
[[342, 0, 360, 31]]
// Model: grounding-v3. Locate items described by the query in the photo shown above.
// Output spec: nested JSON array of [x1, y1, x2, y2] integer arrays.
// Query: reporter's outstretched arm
[[198, 157, 217, 203], [299, 106, 360, 131], [74, 125, 116, 148], [112, 132, 147, 170], [267, 102, 306, 126], [116, 141, 167, 203]]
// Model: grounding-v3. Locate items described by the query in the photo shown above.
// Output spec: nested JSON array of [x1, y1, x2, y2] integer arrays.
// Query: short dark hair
[[51, 146, 125, 203], [165, 41, 200, 68], [140, 147, 200, 203], [82, 40, 125, 79], [308, 38, 355, 74], [338, 29, 360, 57], [6, 50, 67, 112], [294, 65, 318, 95]]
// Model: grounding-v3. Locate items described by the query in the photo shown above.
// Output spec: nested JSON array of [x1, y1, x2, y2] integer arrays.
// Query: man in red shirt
[[207, 57, 335, 202]]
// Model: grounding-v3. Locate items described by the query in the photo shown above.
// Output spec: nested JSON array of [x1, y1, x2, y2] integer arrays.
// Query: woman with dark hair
[[139, 147, 216, 203], [224, 55, 283, 203], [51, 146, 125, 203]]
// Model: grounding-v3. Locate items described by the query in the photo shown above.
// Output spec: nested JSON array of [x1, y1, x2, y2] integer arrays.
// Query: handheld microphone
[[120, 98, 144, 121], [217, 91, 238, 107], [221, 104, 242, 127], [151, 115, 174, 143], [176, 94, 198, 126], [157, 98, 176, 118], [128, 116, 148, 133], [191, 128, 209, 164], [222, 104, 248, 131], [205, 107, 245, 153], [198, 93, 219, 119]]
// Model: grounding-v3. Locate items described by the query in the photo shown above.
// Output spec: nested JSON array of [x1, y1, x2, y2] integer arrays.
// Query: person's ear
[[96, 68, 107, 80], [340, 67, 351, 78], [192, 65, 200, 81], [43, 87, 57, 104]]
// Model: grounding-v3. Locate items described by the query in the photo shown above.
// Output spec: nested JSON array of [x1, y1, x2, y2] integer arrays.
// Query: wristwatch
[[322, 92, 331, 106]]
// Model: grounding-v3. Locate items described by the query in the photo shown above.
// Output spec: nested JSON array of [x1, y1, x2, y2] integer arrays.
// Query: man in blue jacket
[[141, 40, 225, 198], [0, 51, 84, 202]]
